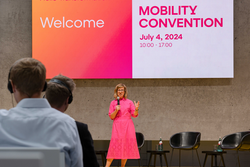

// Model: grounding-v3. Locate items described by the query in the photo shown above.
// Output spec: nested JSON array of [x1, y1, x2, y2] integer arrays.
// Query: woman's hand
[[116, 105, 120, 111], [133, 101, 140, 117], [134, 101, 140, 110], [110, 105, 120, 120]]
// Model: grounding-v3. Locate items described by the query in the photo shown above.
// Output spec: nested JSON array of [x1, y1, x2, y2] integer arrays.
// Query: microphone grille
[[117, 97, 120, 100]]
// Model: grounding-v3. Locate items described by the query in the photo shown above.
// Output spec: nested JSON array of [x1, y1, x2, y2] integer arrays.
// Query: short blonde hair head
[[114, 83, 128, 99]]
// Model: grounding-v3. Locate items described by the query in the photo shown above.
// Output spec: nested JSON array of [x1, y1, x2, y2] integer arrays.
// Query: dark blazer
[[75, 121, 100, 167]]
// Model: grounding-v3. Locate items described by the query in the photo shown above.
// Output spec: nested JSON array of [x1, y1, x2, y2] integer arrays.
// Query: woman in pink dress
[[105, 83, 140, 167]]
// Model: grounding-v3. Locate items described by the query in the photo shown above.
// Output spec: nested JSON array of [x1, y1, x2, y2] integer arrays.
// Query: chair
[[0, 147, 64, 167], [220, 131, 250, 167], [0, 152, 43, 167], [136, 132, 145, 167], [169, 132, 201, 167], [95, 150, 107, 167]]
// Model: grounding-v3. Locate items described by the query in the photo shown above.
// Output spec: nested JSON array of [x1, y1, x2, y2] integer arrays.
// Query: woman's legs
[[121, 159, 127, 167], [105, 159, 127, 167], [105, 159, 113, 167]]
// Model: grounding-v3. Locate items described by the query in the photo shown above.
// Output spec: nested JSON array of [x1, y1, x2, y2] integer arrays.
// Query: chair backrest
[[239, 133, 250, 150], [0, 147, 65, 167], [0, 151, 43, 167], [136, 132, 145, 149], [221, 131, 250, 150], [169, 132, 201, 150]]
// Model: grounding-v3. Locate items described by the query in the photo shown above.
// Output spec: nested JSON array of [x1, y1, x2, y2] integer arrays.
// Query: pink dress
[[106, 98, 140, 159]]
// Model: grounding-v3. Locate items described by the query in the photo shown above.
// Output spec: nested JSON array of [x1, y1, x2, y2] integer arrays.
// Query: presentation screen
[[32, 0, 233, 79]]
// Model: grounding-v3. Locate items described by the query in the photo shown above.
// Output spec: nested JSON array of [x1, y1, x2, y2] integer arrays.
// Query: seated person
[[0, 58, 83, 167], [45, 74, 100, 167]]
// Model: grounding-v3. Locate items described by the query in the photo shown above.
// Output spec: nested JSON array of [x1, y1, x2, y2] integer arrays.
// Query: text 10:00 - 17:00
[[140, 43, 173, 47]]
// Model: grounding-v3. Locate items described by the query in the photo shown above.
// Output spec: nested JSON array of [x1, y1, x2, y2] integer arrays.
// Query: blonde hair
[[114, 83, 128, 99], [10, 58, 46, 97]]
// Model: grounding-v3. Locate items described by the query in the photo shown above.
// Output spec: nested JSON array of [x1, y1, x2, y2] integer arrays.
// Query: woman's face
[[117, 87, 125, 99]]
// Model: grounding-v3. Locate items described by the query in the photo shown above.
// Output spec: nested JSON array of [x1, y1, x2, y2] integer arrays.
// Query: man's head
[[8, 58, 46, 102], [45, 74, 76, 112]]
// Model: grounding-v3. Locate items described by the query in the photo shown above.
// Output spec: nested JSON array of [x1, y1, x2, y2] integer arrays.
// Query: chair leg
[[192, 150, 194, 167], [195, 149, 201, 167], [138, 148, 141, 167], [237, 150, 241, 167], [179, 149, 181, 167], [101, 154, 105, 167], [117, 160, 120, 167], [170, 148, 174, 167]]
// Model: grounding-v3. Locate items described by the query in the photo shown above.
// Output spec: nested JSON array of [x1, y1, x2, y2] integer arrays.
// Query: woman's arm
[[109, 105, 120, 120], [133, 108, 139, 117], [131, 101, 140, 117]]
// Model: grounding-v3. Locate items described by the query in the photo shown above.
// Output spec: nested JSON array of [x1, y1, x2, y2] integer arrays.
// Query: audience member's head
[[8, 58, 46, 102], [45, 74, 75, 112]]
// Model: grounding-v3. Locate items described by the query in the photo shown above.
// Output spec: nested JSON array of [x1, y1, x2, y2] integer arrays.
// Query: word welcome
[[40, 17, 104, 28]]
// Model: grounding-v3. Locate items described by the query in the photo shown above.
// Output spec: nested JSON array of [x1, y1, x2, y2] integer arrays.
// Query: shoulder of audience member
[[75, 121, 87, 125], [48, 108, 76, 125], [3, 107, 76, 128], [0, 109, 8, 116]]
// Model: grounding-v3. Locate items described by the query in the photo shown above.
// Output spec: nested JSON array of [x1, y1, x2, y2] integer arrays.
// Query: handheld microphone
[[117, 97, 120, 105]]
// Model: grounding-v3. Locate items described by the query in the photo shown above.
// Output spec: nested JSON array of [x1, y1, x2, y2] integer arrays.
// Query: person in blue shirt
[[0, 58, 83, 167]]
